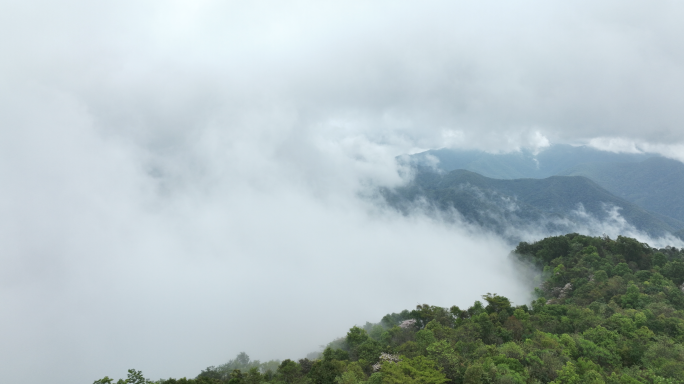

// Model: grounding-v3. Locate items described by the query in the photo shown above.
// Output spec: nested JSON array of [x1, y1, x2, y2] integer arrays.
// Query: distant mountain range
[[405, 144, 655, 179], [558, 156, 684, 224], [389, 145, 684, 242]]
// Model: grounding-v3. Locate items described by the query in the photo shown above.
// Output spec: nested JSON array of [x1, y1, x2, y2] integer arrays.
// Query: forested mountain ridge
[[405, 146, 684, 228], [96, 234, 684, 384], [381, 169, 684, 240], [406, 145, 655, 180], [559, 157, 684, 223]]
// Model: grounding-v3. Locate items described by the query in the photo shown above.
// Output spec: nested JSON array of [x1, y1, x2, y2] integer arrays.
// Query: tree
[[308, 359, 344, 384], [125, 369, 152, 384], [550, 361, 580, 384], [346, 326, 369, 351], [482, 293, 512, 315], [463, 364, 483, 384], [426, 340, 462, 382], [274, 360, 304, 384], [228, 369, 244, 384], [621, 283, 641, 309], [323, 347, 349, 361], [380, 356, 448, 384], [411, 305, 455, 328], [612, 263, 631, 277]]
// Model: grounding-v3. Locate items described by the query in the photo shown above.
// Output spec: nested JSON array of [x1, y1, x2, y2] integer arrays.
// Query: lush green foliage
[[95, 234, 684, 384]]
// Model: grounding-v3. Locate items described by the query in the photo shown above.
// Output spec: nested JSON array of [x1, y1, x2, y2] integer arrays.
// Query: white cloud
[[588, 137, 644, 154], [0, 70, 532, 384], [589, 137, 684, 163]]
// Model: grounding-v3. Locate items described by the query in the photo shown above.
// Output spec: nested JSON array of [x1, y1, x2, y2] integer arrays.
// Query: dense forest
[[95, 234, 684, 384]]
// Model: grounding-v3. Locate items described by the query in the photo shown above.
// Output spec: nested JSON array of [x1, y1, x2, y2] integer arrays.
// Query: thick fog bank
[[0, 88, 535, 384]]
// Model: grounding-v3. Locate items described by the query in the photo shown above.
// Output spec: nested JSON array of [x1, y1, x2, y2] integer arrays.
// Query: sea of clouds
[[2, 1, 684, 383]]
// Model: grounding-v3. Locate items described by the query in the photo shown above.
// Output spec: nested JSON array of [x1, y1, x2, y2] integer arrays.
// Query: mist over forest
[[2, 1, 684, 384]]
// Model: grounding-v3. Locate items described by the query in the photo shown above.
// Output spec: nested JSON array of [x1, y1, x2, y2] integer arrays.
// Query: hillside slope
[[559, 157, 684, 223], [382, 169, 684, 240], [96, 234, 684, 384]]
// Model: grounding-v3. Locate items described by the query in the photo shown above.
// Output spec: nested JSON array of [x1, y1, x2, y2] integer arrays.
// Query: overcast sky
[[2, 1, 684, 383]]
